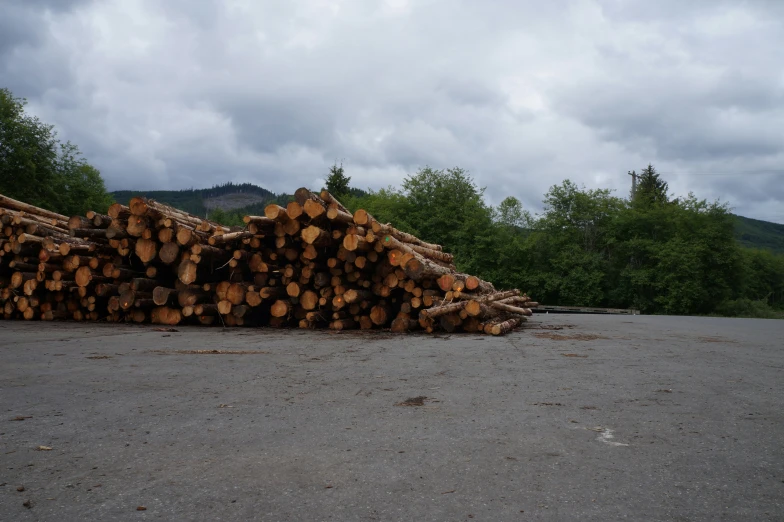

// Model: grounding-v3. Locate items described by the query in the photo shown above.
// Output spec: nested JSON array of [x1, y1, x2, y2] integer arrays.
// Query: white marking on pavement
[[589, 426, 630, 446]]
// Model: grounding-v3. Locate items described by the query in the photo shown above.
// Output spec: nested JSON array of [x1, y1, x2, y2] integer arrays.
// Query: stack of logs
[[0, 189, 537, 335]]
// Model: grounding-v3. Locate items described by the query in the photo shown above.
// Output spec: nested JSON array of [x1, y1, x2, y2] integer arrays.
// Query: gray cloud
[[1, 0, 782, 222]]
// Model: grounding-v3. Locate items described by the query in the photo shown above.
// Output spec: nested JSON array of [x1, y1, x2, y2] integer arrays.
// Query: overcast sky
[[2, 0, 783, 222]]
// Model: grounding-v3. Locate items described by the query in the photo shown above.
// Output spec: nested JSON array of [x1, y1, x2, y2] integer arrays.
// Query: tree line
[[327, 164, 784, 318]]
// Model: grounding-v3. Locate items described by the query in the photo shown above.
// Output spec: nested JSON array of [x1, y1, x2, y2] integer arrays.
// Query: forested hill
[[111, 182, 287, 219], [110, 183, 368, 222], [734, 215, 784, 254]]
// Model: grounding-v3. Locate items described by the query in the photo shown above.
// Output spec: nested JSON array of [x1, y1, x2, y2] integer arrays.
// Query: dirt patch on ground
[[528, 324, 576, 331], [534, 333, 607, 341], [150, 349, 270, 355], [698, 336, 736, 344], [396, 396, 428, 407]]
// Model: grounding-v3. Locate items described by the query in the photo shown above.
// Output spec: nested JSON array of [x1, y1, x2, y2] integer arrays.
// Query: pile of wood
[[0, 189, 536, 335]]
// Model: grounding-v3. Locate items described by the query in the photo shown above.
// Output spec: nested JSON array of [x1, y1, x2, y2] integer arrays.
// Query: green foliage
[[401, 167, 496, 275], [632, 163, 669, 207], [56, 144, 114, 215], [734, 247, 784, 308], [606, 194, 740, 314], [521, 180, 624, 306], [495, 196, 531, 229], [0, 87, 113, 214], [346, 164, 782, 318], [206, 207, 245, 227], [325, 162, 351, 197], [713, 299, 781, 319]]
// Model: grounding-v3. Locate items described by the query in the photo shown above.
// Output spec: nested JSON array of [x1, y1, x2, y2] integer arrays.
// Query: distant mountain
[[111, 182, 370, 220], [733, 215, 784, 254], [111, 182, 291, 219]]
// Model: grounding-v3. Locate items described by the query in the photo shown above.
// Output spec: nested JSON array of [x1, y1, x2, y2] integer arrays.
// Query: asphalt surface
[[1, 315, 782, 521]]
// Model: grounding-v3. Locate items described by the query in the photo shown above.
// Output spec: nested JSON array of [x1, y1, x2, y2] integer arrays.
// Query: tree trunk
[[403, 256, 452, 281]]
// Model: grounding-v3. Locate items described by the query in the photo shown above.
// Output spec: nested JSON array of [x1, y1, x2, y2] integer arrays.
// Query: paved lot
[[1, 315, 783, 521]]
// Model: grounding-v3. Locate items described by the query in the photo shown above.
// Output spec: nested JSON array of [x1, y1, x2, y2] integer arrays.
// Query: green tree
[[495, 196, 531, 229], [57, 143, 114, 215], [608, 191, 739, 314], [0, 88, 60, 208], [349, 166, 497, 278], [325, 162, 351, 197], [399, 167, 496, 276], [633, 163, 669, 207], [0, 87, 113, 214], [524, 180, 624, 306]]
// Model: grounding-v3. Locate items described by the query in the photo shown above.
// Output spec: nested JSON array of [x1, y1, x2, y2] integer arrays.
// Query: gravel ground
[[1, 314, 783, 521]]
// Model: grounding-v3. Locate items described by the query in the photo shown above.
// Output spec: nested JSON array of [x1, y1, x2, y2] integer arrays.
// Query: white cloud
[[2, 0, 782, 221]]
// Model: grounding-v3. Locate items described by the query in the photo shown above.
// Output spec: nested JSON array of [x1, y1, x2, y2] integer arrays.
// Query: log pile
[[0, 189, 537, 335]]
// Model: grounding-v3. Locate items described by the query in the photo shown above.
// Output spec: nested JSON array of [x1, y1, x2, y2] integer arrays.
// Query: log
[[343, 234, 371, 252], [300, 290, 319, 310], [390, 312, 418, 333], [370, 303, 391, 326], [209, 231, 253, 246], [153, 287, 178, 306], [489, 301, 532, 316], [286, 201, 304, 220], [264, 204, 289, 222], [270, 299, 291, 318], [243, 215, 276, 227], [352, 209, 374, 227], [175, 225, 202, 247], [0, 194, 69, 223], [440, 313, 463, 333], [461, 289, 520, 304], [343, 288, 373, 304], [126, 216, 148, 237], [403, 256, 451, 281], [487, 316, 523, 336], [319, 190, 350, 213], [286, 282, 301, 298], [372, 221, 442, 251], [151, 307, 182, 326], [303, 198, 327, 220], [246, 289, 263, 307], [301, 225, 332, 246], [465, 275, 494, 293], [177, 260, 199, 285], [420, 300, 467, 318], [382, 234, 452, 264], [158, 242, 181, 264], [326, 206, 354, 224], [135, 238, 158, 263]]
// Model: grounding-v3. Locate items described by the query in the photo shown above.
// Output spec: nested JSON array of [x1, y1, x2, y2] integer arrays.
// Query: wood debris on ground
[[0, 189, 537, 335]]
